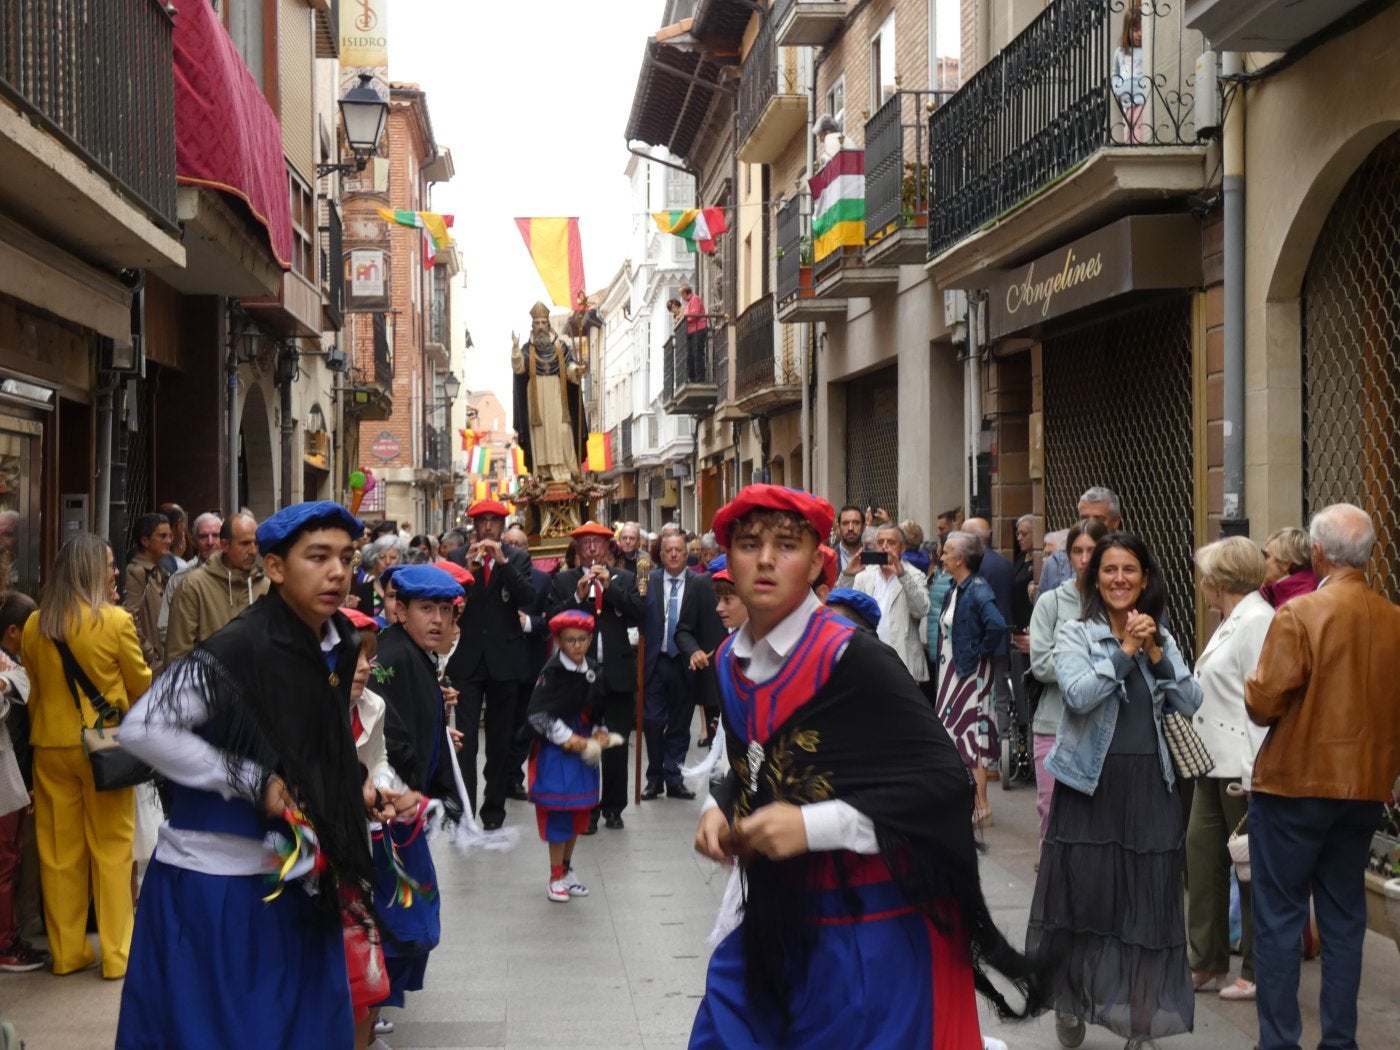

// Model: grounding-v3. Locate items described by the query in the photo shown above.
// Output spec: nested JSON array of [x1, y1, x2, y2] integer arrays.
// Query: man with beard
[[548, 522, 644, 831], [445, 500, 535, 830], [511, 302, 587, 481], [833, 504, 865, 572]]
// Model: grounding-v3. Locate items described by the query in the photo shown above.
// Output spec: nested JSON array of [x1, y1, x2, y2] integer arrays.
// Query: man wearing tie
[[642, 532, 724, 799], [445, 499, 536, 830], [547, 521, 645, 830]]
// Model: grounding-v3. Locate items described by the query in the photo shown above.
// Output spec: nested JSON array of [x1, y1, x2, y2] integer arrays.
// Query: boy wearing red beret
[[690, 485, 1042, 1047]]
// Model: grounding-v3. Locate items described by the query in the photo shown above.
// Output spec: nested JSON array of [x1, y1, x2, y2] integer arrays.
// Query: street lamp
[[441, 371, 461, 403], [317, 74, 389, 177]]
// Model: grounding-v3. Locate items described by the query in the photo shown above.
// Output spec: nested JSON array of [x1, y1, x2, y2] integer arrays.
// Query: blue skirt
[[689, 855, 982, 1049], [116, 859, 352, 1050], [371, 817, 441, 1007]]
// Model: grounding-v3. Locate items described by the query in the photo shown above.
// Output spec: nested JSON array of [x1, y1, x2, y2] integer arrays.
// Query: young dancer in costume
[[117, 502, 374, 1049], [690, 485, 1042, 1048], [371, 564, 467, 1019], [526, 610, 619, 902]]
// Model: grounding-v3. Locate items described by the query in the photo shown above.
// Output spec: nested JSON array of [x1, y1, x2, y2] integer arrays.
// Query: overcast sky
[[389, 1, 665, 410]]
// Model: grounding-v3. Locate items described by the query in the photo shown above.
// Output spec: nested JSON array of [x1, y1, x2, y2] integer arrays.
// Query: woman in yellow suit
[[22, 533, 151, 978]]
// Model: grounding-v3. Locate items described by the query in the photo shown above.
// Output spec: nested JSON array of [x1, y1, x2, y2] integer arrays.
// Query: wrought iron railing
[[928, 0, 1203, 257], [0, 0, 178, 229], [429, 272, 448, 346], [372, 312, 393, 387], [664, 319, 713, 401], [620, 415, 633, 465], [737, 13, 806, 147], [865, 89, 953, 240], [775, 194, 806, 302], [735, 295, 782, 398], [423, 425, 450, 472]]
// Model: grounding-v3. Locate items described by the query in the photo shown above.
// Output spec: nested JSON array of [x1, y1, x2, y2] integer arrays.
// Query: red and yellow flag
[[583, 431, 613, 473], [515, 217, 585, 309]]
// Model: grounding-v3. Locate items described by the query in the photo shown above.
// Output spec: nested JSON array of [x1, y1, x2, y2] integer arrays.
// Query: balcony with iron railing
[[733, 295, 799, 416], [775, 194, 848, 323], [662, 319, 718, 415], [928, 0, 1206, 277], [865, 89, 953, 266], [320, 202, 345, 329], [773, 0, 847, 47], [0, 0, 181, 267], [737, 15, 810, 164]]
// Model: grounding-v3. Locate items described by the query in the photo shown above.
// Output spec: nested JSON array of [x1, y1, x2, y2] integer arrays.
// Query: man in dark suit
[[444, 500, 536, 830], [503, 524, 553, 801], [965, 517, 1014, 776], [547, 521, 645, 830], [642, 531, 724, 799]]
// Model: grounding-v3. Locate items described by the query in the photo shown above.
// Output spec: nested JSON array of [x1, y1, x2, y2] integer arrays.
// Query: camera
[[862, 548, 888, 566]]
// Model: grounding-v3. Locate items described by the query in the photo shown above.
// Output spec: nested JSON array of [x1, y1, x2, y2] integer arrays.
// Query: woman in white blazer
[[1187, 536, 1274, 1003]]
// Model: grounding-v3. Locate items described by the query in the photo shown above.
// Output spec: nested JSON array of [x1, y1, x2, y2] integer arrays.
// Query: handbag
[[55, 640, 153, 792], [1161, 709, 1215, 779], [1227, 813, 1250, 882]]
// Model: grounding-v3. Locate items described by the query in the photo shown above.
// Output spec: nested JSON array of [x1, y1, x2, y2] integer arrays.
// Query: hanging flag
[[468, 445, 490, 475], [473, 478, 488, 501], [510, 446, 528, 477], [514, 217, 585, 309], [809, 150, 865, 262], [583, 431, 613, 473], [377, 209, 455, 268], [652, 208, 728, 253], [459, 428, 478, 453]]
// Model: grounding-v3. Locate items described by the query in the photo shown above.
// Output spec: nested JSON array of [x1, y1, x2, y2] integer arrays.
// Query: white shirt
[[703, 592, 876, 854], [121, 622, 345, 877], [872, 569, 901, 646]]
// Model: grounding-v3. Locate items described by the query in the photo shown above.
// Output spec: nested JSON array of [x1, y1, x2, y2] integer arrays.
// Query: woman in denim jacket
[[931, 531, 1007, 826], [1026, 532, 1202, 1050]]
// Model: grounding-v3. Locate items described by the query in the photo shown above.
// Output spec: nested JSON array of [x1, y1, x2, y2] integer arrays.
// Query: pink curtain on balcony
[[172, 0, 293, 269]]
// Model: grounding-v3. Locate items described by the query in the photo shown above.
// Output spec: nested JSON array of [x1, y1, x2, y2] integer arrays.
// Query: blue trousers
[[643, 653, 693, 791], [1249, 792, 1381, 1050]]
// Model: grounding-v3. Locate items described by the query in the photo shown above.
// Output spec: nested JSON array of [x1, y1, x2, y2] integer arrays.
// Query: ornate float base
[[512, 474, 618, 561]]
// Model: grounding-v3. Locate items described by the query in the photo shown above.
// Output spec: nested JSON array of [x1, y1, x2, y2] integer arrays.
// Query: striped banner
[[809, 150, 865, 262], [515, 217, 585, 309]]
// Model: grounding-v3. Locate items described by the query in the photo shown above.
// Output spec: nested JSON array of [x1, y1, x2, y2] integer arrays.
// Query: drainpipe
[[1221, 52, 1247, 536], [226, 302, 241, 515], [94, 377, 114, 539], [965, 298, 982, 518], [801, 48, 816, 493]]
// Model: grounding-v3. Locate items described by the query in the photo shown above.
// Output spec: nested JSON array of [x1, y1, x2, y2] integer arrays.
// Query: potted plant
[[798, 236, 814, 294], [901, 161, 929, 227]]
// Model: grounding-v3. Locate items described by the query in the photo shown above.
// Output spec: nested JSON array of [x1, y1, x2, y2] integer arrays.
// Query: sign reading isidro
[[987, 214, 1202, 341]]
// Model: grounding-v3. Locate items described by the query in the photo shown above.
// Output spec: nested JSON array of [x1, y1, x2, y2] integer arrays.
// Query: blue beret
[[707, 554, 727, 574], [256, 501, 364, 555], [391, 564, 463, 601], [379, 564, 406, 586], [825, 588, 881, 630]]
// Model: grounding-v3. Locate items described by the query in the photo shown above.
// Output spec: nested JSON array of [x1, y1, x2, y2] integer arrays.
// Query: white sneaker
[[562, 867, 589, 897], [547, 878, 570, 902], [374, 1017, 394, 1034]]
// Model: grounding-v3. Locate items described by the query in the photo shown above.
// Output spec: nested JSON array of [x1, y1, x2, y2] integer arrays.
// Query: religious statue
[[511, 302, 588, 481]]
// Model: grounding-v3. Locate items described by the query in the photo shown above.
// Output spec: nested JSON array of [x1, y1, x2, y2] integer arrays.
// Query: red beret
[[549, 609, 596, 636], [467, 499, 510, 518], [710, 568, 733, 585], [571, 520, 613, 539], [817, 545, 838, 589], [433, 560, 476, 588], [340, 607, 379, 632], [711, 484, 836, 549]]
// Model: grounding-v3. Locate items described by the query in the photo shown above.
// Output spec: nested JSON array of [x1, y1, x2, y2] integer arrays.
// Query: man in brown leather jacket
[[1245, 502, 1400, 1050]]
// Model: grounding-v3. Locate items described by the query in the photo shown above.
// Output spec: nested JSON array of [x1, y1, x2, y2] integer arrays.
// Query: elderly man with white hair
[[1245, 503, 1400, 1050]]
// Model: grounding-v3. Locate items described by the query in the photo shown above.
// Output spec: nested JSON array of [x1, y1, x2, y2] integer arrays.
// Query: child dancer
[[526, 610, 619, 902]]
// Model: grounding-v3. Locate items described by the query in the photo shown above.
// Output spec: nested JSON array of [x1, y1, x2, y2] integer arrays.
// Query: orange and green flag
[[652, 207, 727, 253], [377, 209, 454, 268], [515, 217, 585, 309]]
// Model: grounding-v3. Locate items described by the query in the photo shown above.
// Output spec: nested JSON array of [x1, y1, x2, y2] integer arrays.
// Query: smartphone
[[862, 548, 888, 566], [867, 495, 879, 514]]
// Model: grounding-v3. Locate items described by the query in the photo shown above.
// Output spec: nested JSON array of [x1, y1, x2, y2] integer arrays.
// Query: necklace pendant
[[745, 741, 764, 796], [328, 672, 340, 688]]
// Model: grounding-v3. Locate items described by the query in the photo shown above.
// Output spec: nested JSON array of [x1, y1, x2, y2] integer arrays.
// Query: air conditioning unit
[[325, 346, 349, 372], [943, 289, 967, 328]]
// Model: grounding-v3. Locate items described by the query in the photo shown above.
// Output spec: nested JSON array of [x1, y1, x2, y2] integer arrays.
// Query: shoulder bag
[[55, 639, 153, 791], [1161, 709, 1214, 779]]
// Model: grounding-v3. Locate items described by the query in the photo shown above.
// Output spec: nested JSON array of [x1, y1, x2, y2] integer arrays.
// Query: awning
[[624, 39, 725, 162], [173, 0, 293, 270]]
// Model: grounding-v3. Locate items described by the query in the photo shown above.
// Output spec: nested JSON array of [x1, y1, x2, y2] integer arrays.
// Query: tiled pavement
[[3, 733, 1399, 1048]]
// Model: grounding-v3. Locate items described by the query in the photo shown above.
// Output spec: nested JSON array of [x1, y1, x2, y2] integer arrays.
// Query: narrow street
[[4, 730, 1398, 1049]]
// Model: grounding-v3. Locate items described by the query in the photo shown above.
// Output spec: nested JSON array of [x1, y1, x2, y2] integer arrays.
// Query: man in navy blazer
[[444, 500, 536, 829], [966, 518, 1014, 773], [642, 531, 724, 798], [503, 525, 554, 800]]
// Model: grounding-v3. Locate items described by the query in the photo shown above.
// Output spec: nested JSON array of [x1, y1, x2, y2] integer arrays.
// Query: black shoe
[[640, 786, 660, 801], [604, 812, 624, 830], [481, 818, 504, 831], [508, 783, 528, 801], [697, 736, 712, 749], [666, 785, 696, 800], [583, 812, 599, 835]]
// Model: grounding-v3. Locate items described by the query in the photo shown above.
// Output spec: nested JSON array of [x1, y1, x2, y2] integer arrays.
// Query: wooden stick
[[634, 634, 645, 805]]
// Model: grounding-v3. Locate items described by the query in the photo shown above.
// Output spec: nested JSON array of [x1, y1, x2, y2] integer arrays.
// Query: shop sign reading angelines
[[987, 215, 1202, 341]]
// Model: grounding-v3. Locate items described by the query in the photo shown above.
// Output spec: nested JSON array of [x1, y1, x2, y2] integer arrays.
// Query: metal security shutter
[[1302, 131, 1400, 600], [844, 366, 899, 515], [1042, 297, 1196, 660]]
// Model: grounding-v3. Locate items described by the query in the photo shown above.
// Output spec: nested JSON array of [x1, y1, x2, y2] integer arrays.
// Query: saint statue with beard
[[511, 302, 589, 481]]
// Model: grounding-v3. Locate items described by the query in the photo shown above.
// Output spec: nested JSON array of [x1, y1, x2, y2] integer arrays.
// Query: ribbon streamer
[[262, 808, 323, 902]]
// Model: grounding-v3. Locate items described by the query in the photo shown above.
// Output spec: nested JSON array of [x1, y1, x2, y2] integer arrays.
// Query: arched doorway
[[238, 383, 276, 517], [1301, 130, 1400, 598]]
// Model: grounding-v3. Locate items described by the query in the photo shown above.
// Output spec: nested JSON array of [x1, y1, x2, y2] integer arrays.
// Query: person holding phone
[[839, 523, 930, 682], [932, 531, 1007, 826]]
